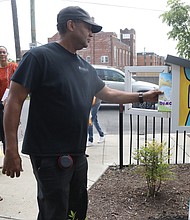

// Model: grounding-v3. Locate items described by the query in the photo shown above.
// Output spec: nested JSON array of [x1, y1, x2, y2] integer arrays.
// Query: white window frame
[[101, 56, 109, 63]]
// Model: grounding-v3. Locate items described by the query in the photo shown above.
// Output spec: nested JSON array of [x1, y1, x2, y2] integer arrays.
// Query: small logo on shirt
[[79, 66, 88, 72]]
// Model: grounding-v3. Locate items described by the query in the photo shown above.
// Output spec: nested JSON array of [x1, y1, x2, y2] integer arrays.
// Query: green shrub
[[133, 140, 174, 197]]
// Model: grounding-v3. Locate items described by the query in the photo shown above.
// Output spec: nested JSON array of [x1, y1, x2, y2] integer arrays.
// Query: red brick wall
[[137, 53, 165, 66]]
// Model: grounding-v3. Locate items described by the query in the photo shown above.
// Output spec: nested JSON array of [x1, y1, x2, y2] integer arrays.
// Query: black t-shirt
[[12, 42, 105, 156]]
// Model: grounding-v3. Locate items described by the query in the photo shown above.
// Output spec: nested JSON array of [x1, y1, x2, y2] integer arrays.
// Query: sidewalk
[[0, 134, 120, 220]]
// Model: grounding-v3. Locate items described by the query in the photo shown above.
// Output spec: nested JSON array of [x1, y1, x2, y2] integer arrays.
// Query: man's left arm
[[96, 85, 163, 104]]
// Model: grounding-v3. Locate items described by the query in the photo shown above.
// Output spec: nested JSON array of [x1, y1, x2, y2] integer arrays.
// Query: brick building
[[48, 28, 164, 70], [77, 31, 131, 70], [137, 52, 165, 66]]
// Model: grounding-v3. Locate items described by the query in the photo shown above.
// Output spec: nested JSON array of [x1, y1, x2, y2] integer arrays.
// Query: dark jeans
[[30, 154, 88, 220], [88, 102, 104, 143], [0, 102, 5, 154]]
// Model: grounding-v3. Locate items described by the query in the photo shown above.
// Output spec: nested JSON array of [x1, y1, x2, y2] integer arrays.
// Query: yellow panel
[[179, 66, 190, 126]]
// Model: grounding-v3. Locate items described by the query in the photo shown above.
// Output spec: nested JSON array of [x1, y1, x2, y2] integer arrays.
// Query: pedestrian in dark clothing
[[2, 6, 163, 220]]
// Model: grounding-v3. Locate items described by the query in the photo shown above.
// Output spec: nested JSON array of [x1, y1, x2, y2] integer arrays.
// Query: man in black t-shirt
[[2, 6, 163, 220]]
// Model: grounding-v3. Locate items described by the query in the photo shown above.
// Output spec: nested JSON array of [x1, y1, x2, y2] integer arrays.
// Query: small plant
[[133, 140, 174, 197], [68, 210, 88, 220], [68, 210, 77, 220]]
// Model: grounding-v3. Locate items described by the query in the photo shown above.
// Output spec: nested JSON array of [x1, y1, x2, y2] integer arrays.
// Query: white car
[[93, 65, 159, 108]]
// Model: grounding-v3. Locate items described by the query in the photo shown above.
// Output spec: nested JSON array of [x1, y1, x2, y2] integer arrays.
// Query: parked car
[[93, 65, 159, 108]]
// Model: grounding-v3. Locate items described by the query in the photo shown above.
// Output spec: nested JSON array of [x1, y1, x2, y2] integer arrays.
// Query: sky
[[0, 0, 190, 60]]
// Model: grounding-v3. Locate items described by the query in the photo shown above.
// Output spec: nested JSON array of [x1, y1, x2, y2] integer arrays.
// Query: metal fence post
[[119, 104, 124, 169]]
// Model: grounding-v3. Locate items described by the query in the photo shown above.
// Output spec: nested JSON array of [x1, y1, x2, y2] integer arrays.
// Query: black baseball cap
[[57, 6, 102, 33]]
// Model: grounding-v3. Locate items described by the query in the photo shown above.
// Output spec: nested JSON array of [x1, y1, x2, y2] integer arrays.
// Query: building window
[[122, 34, 130, 39], [86, 56, 91, 63], [101, 56, 109, 63], [126, 51, 129, 65], [119, 49, 122, 65], [114, 46, 117, 63], [123, 50, 125, 66]]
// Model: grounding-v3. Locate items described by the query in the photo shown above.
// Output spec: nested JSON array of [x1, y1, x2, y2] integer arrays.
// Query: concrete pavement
[[0, 133, 120, 220]]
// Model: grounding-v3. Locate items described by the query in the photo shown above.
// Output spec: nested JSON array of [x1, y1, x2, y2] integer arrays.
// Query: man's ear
[[66, 20, 76, 32]]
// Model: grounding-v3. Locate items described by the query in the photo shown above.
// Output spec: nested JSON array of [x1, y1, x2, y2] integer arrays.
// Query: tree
[[160, 0, 190, 59]]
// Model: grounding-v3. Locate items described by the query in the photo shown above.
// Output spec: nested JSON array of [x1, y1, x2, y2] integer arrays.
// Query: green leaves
[[68, 210, 77, 220], [133, 140, 174, 197], [68, 210, 88, 220], [160, 0, 190, 59]]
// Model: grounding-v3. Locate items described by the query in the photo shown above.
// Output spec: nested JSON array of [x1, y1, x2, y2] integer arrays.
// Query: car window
[[104, 70, 124, 82], [95, 68, 125, 82], [96, 69, 105, 80]]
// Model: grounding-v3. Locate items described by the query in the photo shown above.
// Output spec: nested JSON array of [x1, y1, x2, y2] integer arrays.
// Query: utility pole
[[144, 47, 146, 66], [11, 0, 21, 62], [30, 0, 37, 49]]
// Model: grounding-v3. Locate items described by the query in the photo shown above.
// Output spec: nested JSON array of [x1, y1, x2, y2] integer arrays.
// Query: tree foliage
[[160, 0, 190, 59]]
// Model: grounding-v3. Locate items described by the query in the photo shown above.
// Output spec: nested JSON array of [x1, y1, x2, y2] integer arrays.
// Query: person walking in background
[[87, 97, 105, 146], [0, 46, 18, 154], [0, 46, 18, 202], [2, 6, 163, 220]]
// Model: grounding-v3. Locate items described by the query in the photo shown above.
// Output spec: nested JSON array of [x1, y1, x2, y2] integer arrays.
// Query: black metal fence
[[119, 105, 190, 169]]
